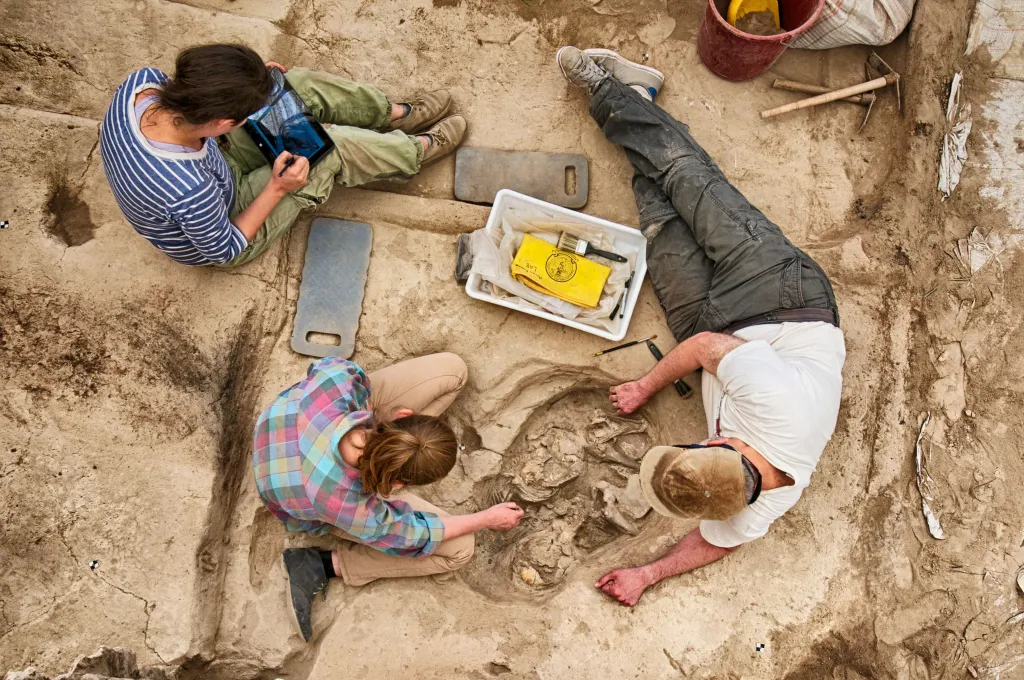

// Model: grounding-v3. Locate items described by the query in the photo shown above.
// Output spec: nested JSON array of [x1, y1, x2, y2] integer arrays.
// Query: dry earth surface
[[2, 0, 1023, 678]]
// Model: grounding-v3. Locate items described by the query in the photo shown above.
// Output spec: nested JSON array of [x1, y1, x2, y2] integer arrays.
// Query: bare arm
[[596, 528, 736, 606], [232, 152, 309, 241], [610, 332, 746, 414], [641, 528, 734, 582]]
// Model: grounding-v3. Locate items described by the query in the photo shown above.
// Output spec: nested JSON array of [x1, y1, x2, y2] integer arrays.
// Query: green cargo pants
[[218, 68, 423, 267]]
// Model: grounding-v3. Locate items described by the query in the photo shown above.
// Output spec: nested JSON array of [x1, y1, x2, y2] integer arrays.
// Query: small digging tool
[[760, 52, 901, 121]]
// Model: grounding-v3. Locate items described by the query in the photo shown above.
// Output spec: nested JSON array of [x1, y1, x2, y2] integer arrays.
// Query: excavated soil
[[735, 11, 782, 37], [2, 0, 1024, 678]]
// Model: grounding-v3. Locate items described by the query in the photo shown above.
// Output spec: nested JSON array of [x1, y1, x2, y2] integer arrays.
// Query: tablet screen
[[246, 68, 332, 162]]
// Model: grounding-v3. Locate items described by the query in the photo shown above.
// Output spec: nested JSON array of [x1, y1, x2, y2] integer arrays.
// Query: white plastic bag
[[791, 0, 916, 49]]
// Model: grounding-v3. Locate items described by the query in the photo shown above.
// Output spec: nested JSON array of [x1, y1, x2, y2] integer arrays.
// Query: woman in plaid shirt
[[253, 352, 524, 641]]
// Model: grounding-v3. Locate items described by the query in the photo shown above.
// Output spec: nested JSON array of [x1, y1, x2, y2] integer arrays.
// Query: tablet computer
[[243, 67, 335, 169]]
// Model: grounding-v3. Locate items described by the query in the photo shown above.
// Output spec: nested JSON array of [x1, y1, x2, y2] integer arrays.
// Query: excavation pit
[[456, 388, 659, 600]]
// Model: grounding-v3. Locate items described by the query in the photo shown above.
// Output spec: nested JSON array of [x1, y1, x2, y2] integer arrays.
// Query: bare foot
[[609, 380, 649, 415], [595, 567, 653, 606]]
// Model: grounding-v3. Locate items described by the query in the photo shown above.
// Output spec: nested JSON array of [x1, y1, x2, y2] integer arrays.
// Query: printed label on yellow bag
[[510, 233, 611, 309]]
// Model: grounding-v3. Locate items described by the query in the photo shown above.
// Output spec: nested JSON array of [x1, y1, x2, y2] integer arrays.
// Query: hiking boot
[[584, 48, 665, 101], [419, 114, 467, 167], [387, 89, 453, 134], [283, 548, 329, 642], [556, 46, 609, 93]]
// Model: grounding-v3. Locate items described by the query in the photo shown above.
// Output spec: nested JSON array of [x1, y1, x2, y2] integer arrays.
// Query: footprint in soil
[[459, 389, 655, 600]]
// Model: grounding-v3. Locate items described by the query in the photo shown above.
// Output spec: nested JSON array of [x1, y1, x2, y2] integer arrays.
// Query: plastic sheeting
[[966, 0, 1024, 79], [914, 413, 945, 540], [938, 72, 972, 200]]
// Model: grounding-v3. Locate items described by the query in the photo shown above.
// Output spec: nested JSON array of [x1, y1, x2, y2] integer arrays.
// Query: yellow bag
[[510, 233, 611, 309]]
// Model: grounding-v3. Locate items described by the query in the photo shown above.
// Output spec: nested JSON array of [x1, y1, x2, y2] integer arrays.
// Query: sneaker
[[583, 48, 665, 101], [387, 89, 452, 134], [283, 548, 329, 642], [419, 114, 467, 167], [556, 46, 609, 93]]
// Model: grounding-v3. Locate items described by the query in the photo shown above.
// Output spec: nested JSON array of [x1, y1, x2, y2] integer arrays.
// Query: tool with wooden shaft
[[761, 52, 901, 120], [772, 79, 875, 106]]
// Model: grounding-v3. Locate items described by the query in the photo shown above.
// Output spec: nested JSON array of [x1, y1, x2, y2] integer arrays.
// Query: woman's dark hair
[[157, 44, 273, 126], [356, 414, 458, 497]]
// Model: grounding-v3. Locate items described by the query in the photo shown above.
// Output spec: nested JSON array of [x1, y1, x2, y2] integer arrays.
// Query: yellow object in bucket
[[511, 233, 611, 309], [727, 0, 780, 30]]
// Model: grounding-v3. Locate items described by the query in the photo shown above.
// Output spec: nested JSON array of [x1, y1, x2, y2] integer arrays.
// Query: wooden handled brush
[[557, 232, 627, 263]]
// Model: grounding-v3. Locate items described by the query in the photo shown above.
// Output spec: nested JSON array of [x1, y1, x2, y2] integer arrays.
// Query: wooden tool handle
[[772, 79, 875, 105], [761, 75, 889, 119]]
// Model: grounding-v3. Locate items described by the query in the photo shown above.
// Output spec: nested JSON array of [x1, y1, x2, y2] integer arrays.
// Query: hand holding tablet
[[244, 67, 336, 169]]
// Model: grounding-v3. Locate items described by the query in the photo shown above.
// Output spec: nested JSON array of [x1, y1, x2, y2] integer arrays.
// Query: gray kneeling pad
[[292, 218, 373, 358], [454, 148, 589, 208]]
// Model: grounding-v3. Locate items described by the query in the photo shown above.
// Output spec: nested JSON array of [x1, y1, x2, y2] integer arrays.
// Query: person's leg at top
[[556, 47, 838, 332]]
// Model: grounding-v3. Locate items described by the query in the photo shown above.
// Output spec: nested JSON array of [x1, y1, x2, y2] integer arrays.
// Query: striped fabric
[[100, 69, 248, 265], [252, 357, 445, 556], [791, 0, 914, 49]]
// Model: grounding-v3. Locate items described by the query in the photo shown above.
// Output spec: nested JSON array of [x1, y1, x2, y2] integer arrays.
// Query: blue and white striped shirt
[[100, 69, 249, 266]]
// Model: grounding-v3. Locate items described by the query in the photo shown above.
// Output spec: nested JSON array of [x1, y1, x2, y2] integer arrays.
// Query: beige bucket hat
[[639, 445, 748, 520]]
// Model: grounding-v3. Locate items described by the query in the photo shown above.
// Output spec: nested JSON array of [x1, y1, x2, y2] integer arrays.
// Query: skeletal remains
[[462, 396, 656, 596]]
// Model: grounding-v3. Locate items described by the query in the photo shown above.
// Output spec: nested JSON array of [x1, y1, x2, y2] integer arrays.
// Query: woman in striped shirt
[[100, 44, 466, 266]]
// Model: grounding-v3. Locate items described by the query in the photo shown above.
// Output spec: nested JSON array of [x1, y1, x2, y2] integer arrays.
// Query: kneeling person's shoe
[[284, 548, 329, 642], [583, 48, 664, 101], [420, 115, 467, 167], [387, 89, 452, 134]]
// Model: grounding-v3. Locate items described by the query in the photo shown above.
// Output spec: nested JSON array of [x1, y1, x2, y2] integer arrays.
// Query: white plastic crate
[[465, 190, 647, 342]]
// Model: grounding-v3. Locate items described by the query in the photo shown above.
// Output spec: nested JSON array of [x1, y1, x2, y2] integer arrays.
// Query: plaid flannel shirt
[[252, 357, 445, 556]]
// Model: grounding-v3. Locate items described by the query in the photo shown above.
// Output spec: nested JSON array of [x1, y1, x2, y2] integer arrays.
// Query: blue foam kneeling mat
[[291, 217, 373, 358]]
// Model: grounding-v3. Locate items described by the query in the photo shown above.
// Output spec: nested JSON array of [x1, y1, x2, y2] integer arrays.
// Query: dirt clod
[[486, 661, 512, 675], [854, 198, 882, 220], [734, 10, 782, 36]]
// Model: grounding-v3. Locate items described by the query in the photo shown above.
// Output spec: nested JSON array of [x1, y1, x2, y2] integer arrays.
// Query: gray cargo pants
[[589, 78, 839, 341]]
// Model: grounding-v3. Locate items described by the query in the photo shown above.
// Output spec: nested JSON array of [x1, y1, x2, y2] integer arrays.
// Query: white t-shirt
[[698, 322, 846, 548]]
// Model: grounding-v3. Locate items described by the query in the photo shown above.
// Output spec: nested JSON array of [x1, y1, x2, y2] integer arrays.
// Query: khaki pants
[[331, 353, 474, 586], [219, 67, 424, 267]]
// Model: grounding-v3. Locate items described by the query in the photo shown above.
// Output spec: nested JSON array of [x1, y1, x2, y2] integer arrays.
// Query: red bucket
[[697, 0, 826, 81]]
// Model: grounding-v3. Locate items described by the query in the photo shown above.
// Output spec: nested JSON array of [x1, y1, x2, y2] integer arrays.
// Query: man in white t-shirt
[[555, 47, 847, 606]]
